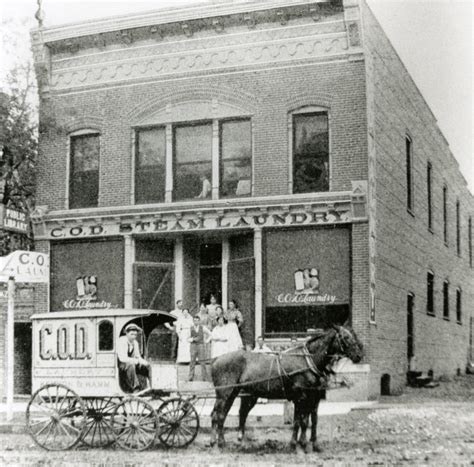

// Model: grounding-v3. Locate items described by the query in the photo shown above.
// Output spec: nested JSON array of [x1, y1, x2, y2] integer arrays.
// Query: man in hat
[[117, 323, 150, 392]]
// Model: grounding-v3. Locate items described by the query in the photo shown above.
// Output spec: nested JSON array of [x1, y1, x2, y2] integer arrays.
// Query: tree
[[0, 63, 37, 255]]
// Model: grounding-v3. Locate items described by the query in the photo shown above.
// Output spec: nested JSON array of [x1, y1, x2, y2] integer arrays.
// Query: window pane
[[98, 320, 114, 351], [174, 123, 212, 201], [70, 134, 99, 208], [135, 128, 166, 203], [293, 113, 329, 193], [221, 120, 252, 197]]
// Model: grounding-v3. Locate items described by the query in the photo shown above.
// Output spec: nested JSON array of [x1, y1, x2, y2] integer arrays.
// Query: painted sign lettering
[[39, 323, 92, 360], [44, 207, 352, 240]]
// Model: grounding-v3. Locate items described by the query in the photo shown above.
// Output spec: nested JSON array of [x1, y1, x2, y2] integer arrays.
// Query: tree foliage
[[0, 63, 37, 255]]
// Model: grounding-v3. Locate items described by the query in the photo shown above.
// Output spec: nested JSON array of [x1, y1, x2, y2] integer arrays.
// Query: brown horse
[[210, 325, 363, 451]]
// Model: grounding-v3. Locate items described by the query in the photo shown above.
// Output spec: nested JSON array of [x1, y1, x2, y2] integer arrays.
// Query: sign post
[[6, 277, 15, 421], [0, 251, 49, 421]]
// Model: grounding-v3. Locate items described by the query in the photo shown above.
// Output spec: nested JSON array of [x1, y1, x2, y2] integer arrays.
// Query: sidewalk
[[0, 398, 377, 433]]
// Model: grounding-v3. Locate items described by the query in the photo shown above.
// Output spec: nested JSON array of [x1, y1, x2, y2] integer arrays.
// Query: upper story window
[[443, 185, 448, 245], [69, 132, 99, 209], [427, 162, 433, 231], [405, 135, 413, 213], [442, 280, 449, 319], [456, 200, 461, 256], [134, 116, 252, 204], [135, 127, 166, 204], [292, 111, 329, 194], [469, 217, 472, 268], [220, 119, 252, 198], [427, 270, 434, 315], [174, 122, 213, 201], [456, 288, 462, 324]]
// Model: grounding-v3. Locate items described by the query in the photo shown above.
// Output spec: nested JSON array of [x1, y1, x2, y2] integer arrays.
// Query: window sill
[[407, 209, 415, 218], [428, 227, 434, 234], [443, 317, 450, 321], [456, 321, 462, 326], [427, 312, 435, 317]]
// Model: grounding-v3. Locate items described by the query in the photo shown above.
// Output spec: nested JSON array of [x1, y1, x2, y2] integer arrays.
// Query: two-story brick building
[[29, 0, 473, 399]]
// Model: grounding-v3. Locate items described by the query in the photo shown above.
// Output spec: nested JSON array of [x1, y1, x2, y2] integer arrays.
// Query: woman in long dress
[[211, 316, 229, 359], [176, 308, 193, 363], [224, 299, 243, 352]]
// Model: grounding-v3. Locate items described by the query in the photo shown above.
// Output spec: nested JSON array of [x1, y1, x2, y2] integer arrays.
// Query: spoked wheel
[[111, 397, 158, 451], [26, 383, 86, 451], [156, 397, 200, 448], [81, 398, 118, 448]]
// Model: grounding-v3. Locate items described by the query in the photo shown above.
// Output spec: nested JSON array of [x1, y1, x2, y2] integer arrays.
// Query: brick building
[[30, 0, 473, 399]]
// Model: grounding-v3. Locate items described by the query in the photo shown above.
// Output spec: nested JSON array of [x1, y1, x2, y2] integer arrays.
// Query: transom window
[[292, 111, 329, 194], [134, 118, 252, 203], [69, 133, 100, 209]]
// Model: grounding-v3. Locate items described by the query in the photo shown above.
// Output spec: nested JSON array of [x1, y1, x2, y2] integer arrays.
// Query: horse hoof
[[289, 441, 297, 451], [312, 443, 322, 453]]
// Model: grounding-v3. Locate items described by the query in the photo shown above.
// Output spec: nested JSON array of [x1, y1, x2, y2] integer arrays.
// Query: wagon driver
[[117, 323, 150, 393]]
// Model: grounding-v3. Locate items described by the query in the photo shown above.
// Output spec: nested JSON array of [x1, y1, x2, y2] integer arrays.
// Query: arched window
[[98, 320, 114, 351]]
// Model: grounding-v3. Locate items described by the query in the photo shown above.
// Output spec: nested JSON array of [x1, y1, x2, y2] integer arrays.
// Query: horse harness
[[267, 343, 330, 399]]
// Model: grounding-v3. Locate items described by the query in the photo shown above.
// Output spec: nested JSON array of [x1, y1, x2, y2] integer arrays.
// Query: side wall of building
[[362, 0, 474, 397]]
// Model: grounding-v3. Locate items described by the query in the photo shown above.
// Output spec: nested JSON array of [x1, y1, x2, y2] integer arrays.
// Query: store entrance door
[[199, 242, 222, 305]]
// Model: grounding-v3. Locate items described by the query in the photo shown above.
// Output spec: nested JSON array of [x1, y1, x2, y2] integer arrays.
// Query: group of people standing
[[165, 296, 244, 381]]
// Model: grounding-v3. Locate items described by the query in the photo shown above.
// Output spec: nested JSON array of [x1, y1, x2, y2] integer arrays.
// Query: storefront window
[[264, 227, 350, 337], [174, 123, 212, 201], [293, 112, 329, 193], [135, 127, 166, 204], [265, 304, 349, 336], [69, 133, 100, 208], [220, 119, 252, 197]]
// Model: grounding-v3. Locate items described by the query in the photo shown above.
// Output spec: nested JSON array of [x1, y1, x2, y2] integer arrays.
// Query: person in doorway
[[188, 316, 211, 381], [117, 324, 150, 393], [164, 299, 184, 360], [253, 336, 272, 353], [176, 308, 194, 364], [210, 315, 229, 358], [195, 174, 211, 199], [206, 295, 221, 328], [224, 299, 244, 352]]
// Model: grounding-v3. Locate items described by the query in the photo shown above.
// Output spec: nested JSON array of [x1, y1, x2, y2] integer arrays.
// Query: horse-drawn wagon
[[26, 309, 200, 451]]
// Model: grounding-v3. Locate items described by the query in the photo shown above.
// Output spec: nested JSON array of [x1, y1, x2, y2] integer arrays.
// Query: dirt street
[[0, 377, 472, 466]]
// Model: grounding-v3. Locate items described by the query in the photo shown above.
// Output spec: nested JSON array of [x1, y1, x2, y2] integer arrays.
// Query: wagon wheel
[[157, 397, 199, 448], [26, 383, 86, 451], [111, 397, 158, 451], [81, 397, 118, 448]]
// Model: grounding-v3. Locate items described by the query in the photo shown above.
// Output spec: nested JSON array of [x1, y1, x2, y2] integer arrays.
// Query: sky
[[0, 0, 472, 192]]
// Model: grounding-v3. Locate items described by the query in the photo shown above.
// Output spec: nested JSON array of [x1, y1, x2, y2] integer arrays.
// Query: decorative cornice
[[33, 0, 334, 44], [50, 31, 349, 91]]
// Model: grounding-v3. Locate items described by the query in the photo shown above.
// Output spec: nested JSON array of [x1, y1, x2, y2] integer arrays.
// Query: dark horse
[[210, 325, 363, 451]]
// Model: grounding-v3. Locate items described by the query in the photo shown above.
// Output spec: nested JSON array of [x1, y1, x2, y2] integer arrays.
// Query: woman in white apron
[[211, 316, 229, 358], [176, 308, 193, 363]]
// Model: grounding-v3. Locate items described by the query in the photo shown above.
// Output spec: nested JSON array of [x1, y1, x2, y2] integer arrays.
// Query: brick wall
[[362, 0, 474, 397], [37, 60, 368, 210]]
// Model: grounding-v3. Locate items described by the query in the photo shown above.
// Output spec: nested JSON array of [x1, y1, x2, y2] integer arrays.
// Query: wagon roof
[[30, 308, 175, 321]]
